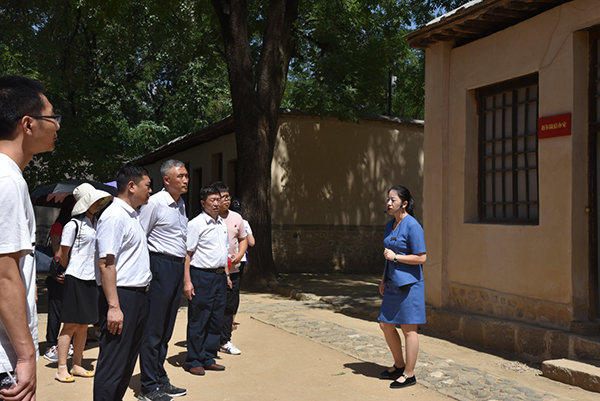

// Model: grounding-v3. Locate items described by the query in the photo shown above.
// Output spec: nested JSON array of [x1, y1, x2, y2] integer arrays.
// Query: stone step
[[542, 359, 600, 393]]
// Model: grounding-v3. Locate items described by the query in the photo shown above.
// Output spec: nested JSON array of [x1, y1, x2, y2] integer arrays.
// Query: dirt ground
[[33, 280, 599, 401]]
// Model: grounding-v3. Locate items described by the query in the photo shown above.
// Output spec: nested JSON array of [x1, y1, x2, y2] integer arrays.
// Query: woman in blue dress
[[378, 185, 426, 389]]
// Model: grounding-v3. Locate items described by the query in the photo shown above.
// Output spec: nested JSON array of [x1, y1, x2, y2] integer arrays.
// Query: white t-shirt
[[61, 216, 97, 281], [96, 198, 152, 287], [187, 212, 229, 269], [241, 220, 252, 263], [0, 154, 38, 373]]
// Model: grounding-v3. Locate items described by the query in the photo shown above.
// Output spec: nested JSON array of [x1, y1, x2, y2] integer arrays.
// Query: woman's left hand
[[383, 248, 395, 261]]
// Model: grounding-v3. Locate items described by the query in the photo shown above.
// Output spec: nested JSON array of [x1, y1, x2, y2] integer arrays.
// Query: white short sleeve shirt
[[61, 216, 98, 281], [0, 154, 38, 373], [186, 212, 229, 269], [96, 198, 151, 287], [241, 220, 252, 263], [138, 189, 187, 258]]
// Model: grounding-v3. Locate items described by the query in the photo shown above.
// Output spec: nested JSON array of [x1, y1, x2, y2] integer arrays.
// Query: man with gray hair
[[138, 160, 189, 401]]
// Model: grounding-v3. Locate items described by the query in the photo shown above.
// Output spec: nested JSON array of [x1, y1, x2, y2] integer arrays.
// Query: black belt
[[118, 286, 149, 293], [150, 252, 185, 264], [192, 266, 226, 274]]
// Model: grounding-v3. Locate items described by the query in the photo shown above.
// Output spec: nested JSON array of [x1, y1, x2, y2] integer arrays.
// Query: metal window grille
[[477, 74, 539, 224]]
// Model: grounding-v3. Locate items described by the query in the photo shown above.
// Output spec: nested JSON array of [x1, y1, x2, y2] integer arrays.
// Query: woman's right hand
[[379, 280, 386, 296], [55, 273, 65, 284]]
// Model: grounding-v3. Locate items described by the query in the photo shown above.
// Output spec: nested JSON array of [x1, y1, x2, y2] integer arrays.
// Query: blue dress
[[378, 214, 427, 325]]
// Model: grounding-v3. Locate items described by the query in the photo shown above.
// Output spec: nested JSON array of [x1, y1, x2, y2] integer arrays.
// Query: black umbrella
[[31, 179, 118, 207]]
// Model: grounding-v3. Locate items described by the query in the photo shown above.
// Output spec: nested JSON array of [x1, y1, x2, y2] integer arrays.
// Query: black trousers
[[220, 263, 244, 344], [139, 255, 184, 393], [94, 287, 147, 401], [45, 275, 63, 347], [185, 268, 226, 369]]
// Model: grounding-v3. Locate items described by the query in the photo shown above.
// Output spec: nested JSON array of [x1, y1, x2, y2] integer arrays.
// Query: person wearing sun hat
[[54, 183, 111, 383]]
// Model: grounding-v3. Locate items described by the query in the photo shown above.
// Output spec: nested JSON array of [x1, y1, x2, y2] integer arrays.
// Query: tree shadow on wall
[[271, 118, 424, 228]]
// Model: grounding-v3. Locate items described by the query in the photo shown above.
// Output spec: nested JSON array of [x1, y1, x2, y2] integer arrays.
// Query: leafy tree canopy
[[0, 0, 468, 189], [1, 0, 232, 188]]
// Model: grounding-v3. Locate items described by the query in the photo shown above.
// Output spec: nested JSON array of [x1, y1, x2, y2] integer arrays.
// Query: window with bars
[[477, 74, 539, 224]]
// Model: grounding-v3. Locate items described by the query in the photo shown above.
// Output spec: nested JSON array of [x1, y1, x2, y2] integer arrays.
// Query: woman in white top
[[55, 184, 111, 383]]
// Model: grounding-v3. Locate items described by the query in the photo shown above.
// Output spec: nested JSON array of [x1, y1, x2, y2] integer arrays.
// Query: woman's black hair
[[389, 185, 415, 217], [229, 198, 242, 214], [54, 195, 76, 226]]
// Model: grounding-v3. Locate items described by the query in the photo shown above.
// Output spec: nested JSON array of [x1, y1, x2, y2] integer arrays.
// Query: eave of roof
[[134, 115, 234, 165], [134, 109, 424, 166], [405, 0, 571, 49]]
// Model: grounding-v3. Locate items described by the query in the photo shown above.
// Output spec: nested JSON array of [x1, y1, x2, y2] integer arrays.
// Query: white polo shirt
[[61, 216, 97, 281], [0, 154, 38, 373], [187, 211, 229, 269], [139, 189, 187, 258], [96, 197, 152, 287]]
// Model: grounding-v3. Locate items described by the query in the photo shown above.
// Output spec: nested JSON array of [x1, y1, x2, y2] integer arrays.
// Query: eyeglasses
[[220, 195, 231, 201], [26, 114, 62, 124]]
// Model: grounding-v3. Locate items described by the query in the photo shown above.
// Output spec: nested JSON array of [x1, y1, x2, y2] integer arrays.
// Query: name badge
[[391, 237, 397, 241]]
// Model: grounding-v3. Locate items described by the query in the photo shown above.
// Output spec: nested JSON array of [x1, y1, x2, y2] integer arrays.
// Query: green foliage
[[283, 0, 470, 121], [1, 0, 231, 189], [0, 0, 469, 188], [282, 0, 407, 120], [124, 120, 171, 157]]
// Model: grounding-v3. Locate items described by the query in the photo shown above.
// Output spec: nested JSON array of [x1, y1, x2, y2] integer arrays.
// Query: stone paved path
[[241, 296, 571, 401]]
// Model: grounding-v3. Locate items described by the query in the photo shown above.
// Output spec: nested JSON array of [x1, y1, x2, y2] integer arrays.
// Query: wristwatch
[[393, 254, 398, 262]]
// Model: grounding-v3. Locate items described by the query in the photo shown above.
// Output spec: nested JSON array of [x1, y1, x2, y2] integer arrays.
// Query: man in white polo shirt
[[0, 75, 59, 400], [138, 159, 188, 401], [94, 163, 152, 401], [184, 186, 231, 376]]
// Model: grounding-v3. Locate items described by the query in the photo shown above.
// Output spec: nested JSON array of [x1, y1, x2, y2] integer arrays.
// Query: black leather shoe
[[390, 374, 417, 389], [380, 365, 405, 379]]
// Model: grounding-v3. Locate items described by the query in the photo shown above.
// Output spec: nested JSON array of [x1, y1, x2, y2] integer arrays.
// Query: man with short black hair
[[210, 182, 247, 355], [184, 186, 231, 376], [94, 162, 153, 401], [138, 160, 189, 401], [0, 75, 59, 400]]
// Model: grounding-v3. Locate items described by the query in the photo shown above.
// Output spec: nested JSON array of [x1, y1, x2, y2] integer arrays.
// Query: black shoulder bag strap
[[68, 218, 80, 257]]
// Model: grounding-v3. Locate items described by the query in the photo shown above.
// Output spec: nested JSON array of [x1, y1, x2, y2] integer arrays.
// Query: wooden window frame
[[477, 73, 540, 224]]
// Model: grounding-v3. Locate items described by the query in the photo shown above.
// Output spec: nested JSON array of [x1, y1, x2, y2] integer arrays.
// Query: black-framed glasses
[[220, 195, 231, 201], [26, 114, 62, 124]]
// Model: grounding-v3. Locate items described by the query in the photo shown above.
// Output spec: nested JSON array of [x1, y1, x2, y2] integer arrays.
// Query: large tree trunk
[[211, 0, 298, 289]]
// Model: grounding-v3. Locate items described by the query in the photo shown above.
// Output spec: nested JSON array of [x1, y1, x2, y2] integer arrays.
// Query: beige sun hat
[[71, 183, 112, 216]]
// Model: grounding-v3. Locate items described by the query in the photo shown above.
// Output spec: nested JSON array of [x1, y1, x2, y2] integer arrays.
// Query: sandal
[[71, 368, 94, 377], [55, 370, 75, 383]]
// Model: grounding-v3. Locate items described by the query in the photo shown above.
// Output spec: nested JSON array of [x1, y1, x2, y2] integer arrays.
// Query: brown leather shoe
[[189, 366, 205, 376], [205, 363, 225, 371]]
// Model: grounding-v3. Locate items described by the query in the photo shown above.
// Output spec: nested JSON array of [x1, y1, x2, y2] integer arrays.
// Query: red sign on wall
[[538, 113, 571, 139]]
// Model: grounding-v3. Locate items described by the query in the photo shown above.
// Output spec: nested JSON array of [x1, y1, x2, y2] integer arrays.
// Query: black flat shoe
[[390, 374, 417, 389], [380, 365, 405, 379]]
